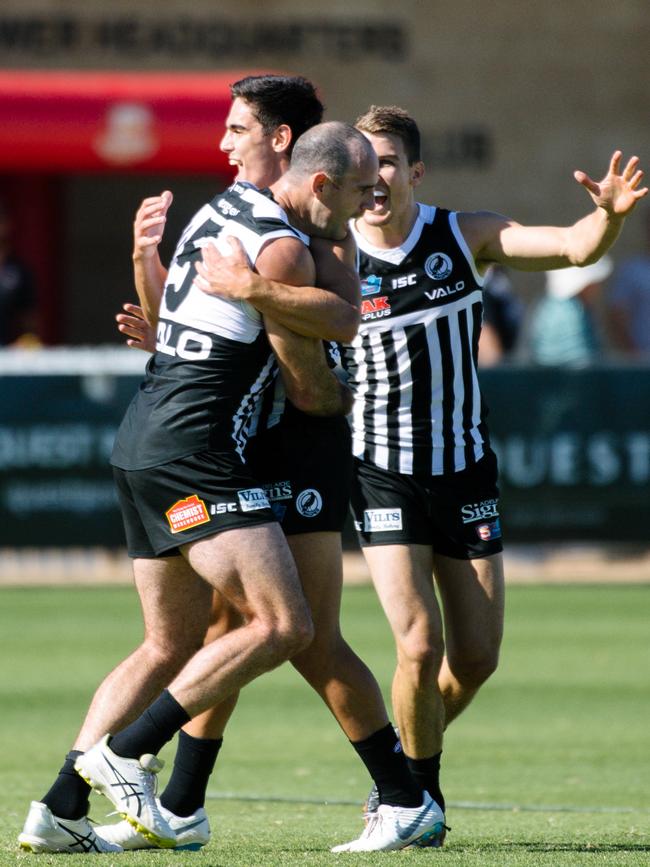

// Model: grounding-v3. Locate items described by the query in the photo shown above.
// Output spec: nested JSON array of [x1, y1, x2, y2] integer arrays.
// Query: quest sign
[[0, 366, 648, 547]]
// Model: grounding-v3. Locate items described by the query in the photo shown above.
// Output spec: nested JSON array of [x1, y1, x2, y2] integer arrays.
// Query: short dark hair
[[230, 75, 324, 155], [287, 121, 375, 185], [355, 105, 421, 164]]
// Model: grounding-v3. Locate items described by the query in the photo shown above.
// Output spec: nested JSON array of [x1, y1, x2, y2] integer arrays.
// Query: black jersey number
[[163, 260, 194, 312]]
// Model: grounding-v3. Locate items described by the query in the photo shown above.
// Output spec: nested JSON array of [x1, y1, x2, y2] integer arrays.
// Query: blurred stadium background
[[1, 0, 649, 580]]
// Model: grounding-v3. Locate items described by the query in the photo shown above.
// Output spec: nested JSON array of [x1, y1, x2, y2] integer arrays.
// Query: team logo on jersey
[[476, 519, 502, 541], [166, 495, 210, 533], [361, 296, 392, 320], [237, 487, 271, 512], [461, 498, 500, 524], [424, 252, 453, 281], [361, 274, 383, 296], [296, 489, 323, 518], [363, 508, 403, 532]]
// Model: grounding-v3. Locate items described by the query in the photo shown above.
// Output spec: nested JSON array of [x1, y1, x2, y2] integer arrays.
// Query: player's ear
[[311, 171, 329, 196], [271, 124, 292, 155], [410, 160, 426, 188]]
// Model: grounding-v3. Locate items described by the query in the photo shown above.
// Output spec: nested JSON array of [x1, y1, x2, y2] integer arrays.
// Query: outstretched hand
[[133, 190, 173, 258], [194, 236, 255, 300], [116, 302, 156, 353], [574, 151, 648, 217]]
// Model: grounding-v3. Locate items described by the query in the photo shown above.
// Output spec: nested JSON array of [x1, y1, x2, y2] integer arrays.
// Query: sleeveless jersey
[[343, 204, 489, 477], [111, 182, 308, 470]]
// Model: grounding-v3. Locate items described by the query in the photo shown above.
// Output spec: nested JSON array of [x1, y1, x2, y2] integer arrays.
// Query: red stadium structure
[[0, 70, 253, 342]]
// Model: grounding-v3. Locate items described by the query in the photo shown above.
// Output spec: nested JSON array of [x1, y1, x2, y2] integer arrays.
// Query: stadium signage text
[[0, 15, 408, 61]]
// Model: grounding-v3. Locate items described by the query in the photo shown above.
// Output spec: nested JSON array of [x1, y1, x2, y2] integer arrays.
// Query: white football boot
[[18, 801, 122, 854], [332, 791, 445, 852], [96, 802, 210, 851], [74, 734, 175, 848]]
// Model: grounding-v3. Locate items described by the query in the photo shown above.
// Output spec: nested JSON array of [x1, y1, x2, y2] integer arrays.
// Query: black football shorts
[[113, 449, 277, 558], [247, 406, 352, 536], [350, 448, 503, 559]]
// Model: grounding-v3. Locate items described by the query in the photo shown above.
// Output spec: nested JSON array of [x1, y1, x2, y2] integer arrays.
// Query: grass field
[[1, 582, 648, 866]]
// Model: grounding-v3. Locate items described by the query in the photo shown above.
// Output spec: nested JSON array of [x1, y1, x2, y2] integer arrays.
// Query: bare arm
[[252, 237, 353, 416], [132, 191, 173, 326], [462, 151, 648, 273], [194, 234, 360, 343]]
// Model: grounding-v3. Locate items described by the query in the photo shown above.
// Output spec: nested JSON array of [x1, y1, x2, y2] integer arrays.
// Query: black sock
[[109, 690, 191, 759], [351, 723, 422, 808], [160, 730, 223, 817], [41, 751, 91, 820], [406, 752, 445, 812]]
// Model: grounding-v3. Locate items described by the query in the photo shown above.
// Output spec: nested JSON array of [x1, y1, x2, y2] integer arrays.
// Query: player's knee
[[256, 612, 314, 663], [448, 646, 500, 688], [398, 634, 445, 684], [140, 634, 200, 674]]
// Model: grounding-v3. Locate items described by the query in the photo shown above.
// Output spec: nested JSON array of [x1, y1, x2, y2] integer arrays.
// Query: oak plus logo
[[360, 296, 391, 320], [424, 252, 453, 281]]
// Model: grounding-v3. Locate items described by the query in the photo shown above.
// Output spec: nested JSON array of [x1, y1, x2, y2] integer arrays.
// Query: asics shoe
[[96, 803, 210, 851], [74, 734, 175, 848], [332, 791, 445, 852], [18, 801, 122, 854]]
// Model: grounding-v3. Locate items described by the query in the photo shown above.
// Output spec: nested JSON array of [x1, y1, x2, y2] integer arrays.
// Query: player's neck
[[355, 201, 419, 250]]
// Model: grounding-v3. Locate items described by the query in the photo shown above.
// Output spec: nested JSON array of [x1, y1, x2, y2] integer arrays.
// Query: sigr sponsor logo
[[461, 498, 499, 524], [166, 494, 210, 533]]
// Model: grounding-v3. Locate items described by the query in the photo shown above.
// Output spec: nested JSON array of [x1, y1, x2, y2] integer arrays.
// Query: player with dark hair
[[230, 74, 324, 144], [195, 103, 646, 852]]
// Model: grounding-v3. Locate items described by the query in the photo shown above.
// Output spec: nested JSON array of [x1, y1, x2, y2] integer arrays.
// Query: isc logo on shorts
[[363, 508, 403, 532], [237, 487, 271, 512], [166, 495, 210, 533]]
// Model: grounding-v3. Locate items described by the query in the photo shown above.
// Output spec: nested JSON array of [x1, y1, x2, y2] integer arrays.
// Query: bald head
[[286, 121, 376, 185]]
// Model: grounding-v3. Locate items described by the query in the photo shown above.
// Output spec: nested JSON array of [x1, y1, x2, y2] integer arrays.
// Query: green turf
[[1, 582, 648, 865]]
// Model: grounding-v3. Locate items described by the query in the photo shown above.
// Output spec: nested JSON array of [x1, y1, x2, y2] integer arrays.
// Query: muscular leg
[[73, 555, 214, 751], [435, 552, 504, 726], [288, 532, 388, 740], [167, 524, 313, 717], [362, 544, 445, 760], [181, 594, 243, 740]]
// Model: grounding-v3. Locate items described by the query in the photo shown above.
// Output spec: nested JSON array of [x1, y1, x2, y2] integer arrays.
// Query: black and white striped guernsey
[[111, 182, 308, 471], [343, 204, 490, 477]]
